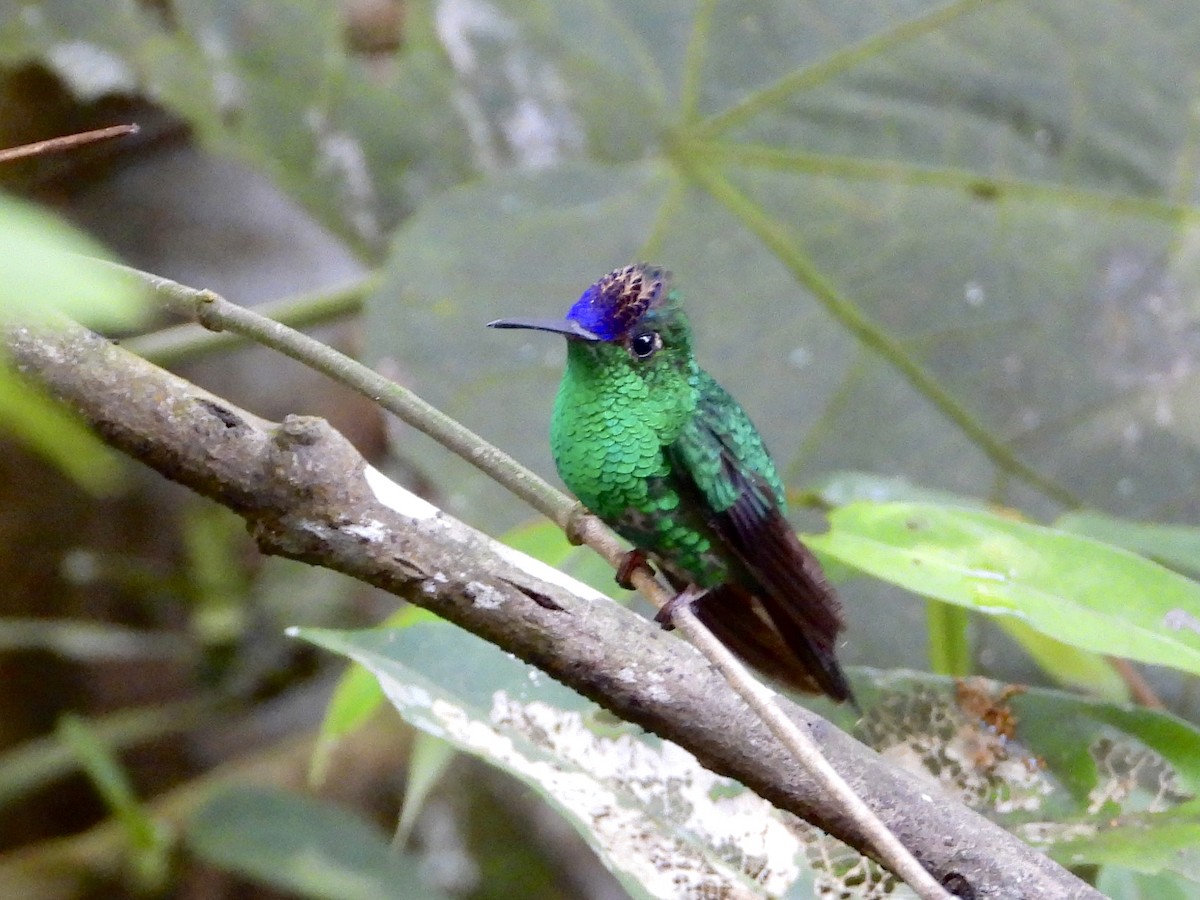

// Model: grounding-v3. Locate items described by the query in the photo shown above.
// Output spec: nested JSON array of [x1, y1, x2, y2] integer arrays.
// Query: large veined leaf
[[807, 501, 1200, 677], [365, 0, 1200, 531], [0, 0, 470, 247], [296, 622, 1200, 896], [298, 622, 801, 899], [356, 0, 1200, 689]]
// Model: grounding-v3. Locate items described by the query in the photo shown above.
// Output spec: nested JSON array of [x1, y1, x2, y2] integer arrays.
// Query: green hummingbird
[[489, 264, 853, 704]]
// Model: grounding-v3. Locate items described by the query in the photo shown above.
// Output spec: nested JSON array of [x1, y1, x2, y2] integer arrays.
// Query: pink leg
[[615, 549, 652, 590], [653, 583, 707, 631]]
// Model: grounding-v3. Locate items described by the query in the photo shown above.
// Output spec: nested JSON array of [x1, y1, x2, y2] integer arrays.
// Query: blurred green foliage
[[0, 194, 148, 491], [3, 0, 1200, 897]]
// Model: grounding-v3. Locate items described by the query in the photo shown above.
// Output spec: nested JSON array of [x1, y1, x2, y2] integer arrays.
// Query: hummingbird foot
[[653, 583, 708, 631], [615, 549, 654, 590]]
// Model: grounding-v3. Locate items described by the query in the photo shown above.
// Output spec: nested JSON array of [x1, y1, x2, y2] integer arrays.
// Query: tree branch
[[113, 262, 952, 896], [4, 316, 1099, 900]]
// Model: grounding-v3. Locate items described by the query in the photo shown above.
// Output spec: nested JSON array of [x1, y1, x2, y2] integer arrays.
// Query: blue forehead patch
[[566, 264, 667, 341]]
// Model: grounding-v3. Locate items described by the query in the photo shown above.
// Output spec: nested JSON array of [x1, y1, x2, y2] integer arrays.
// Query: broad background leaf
[[298, 622, 1200, 896], [298, 621, 819, 899], [187, 786, 447, 900], [359, 0, 1200, 706], [0, 0, 471, 250]]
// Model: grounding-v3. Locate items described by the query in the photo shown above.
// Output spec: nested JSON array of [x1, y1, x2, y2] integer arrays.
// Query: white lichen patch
[[343, 519, 388, 542], [465, 580, 506, 610], [1163, 607, 1200, 634], [490, 541, 608, 601], [604, 666, 671, 704], [421, 572, 449, 596], [363, 468, 602, 603], [364, 466, 440, 519]]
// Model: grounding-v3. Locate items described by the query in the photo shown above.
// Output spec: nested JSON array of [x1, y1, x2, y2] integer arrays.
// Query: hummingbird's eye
[[629, 330, 662, 360]]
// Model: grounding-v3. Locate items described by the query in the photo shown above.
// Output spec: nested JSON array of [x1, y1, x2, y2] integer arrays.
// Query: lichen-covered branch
[[111, 262, 949, 898], [4, 318, 1099, 900]]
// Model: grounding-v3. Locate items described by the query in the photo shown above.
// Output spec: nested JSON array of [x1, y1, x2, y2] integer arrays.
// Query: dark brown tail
[[693, 583, 857, 707]]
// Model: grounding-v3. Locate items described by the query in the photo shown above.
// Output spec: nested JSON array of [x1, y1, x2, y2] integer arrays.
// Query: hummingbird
[[489, 264, 854, 705]]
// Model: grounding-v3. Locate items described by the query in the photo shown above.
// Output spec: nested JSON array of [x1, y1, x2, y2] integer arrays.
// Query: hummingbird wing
[[668, 373, 853, 703]]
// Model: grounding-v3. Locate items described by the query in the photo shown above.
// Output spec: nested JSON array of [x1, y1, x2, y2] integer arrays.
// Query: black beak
[[487, 317, 602, 341]]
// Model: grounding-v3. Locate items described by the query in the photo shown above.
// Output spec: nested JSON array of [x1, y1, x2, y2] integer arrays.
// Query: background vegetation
[[2, 1, 1200, 897]]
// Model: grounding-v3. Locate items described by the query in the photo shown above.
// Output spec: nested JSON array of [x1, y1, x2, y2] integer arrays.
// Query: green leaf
[[394, 731, 456, 849], [808, 471, 988, 510], [0, 194, 147, 492], [1056, 511, 1200, 579], [995, 618, 1129, 701], [1050, 814, 1200, 879], [297, 623, 828, 899], [1097, 866, 1199, 900], [307, 605, 441, 787], [298, 623, 1200, 890], [926, 601, 971, 677], [0, 700, 217, 808], [0, 617, 192, 662], [0, 194, 147, 329], [856, 670, 1200, 879], [187, 786, 447, 900], [58, 714, 170, 889], [180, 502, 252, 645], [0, 372, 126, 494], [807, 502, 1200, 677]]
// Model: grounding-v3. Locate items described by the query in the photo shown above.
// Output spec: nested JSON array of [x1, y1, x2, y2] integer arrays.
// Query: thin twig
[[108, 262, 574, 530], [0, 125, 139, 164], [123, 274, 379, 365], [1107, 656, 1165, 709], [106, 260, 951, 898]]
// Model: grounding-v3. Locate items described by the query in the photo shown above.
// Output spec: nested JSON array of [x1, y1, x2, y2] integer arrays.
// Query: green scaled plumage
[[490, 264, 854, 704]]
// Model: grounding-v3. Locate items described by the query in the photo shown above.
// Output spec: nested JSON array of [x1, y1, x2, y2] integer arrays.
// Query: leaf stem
[[927, 601, 972, 677], [690, 141, 1200, 228], [694, 0, 991, 139], [108, 261, 574, 532], [682, 160, 1079, 508], [124, 274, 380, 365]]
